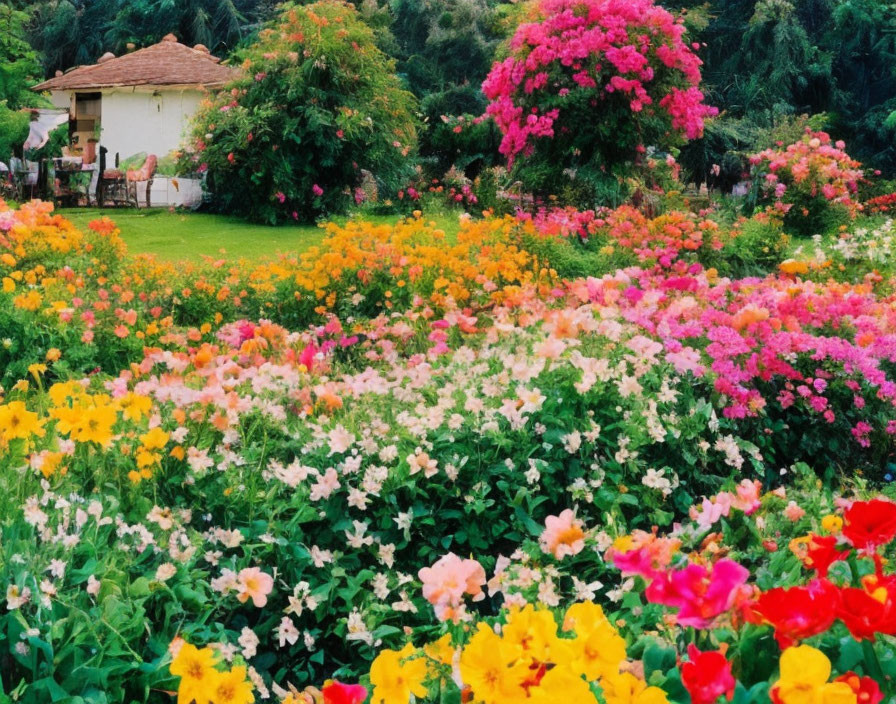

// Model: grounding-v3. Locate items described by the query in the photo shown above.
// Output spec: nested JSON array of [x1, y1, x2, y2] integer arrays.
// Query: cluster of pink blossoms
[[483, 0, 716, 163], [417, 553, 486, 623], [750, 130, 864, 209]]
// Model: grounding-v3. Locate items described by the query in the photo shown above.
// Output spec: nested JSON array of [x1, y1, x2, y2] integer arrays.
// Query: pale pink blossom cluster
[[417, 553, 486, 623]]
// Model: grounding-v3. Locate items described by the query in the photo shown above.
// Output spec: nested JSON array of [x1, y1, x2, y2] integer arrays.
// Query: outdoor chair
[[126, 154, 157, 208], [99, 154, 157, 208]]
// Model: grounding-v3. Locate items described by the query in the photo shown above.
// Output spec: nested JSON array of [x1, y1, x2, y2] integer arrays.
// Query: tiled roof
[[32, 35, 239, 91]]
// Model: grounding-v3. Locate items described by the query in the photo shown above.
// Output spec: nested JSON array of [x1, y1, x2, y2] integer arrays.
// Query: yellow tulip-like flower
[[118, 392, 153, 421], [459, 624, 531, 704], [771, 646, 857, 704], [370, 643, 428, 704], [569, 618, 627, 681], [169, 643, 219, 704], [601, 672, 669, 704]]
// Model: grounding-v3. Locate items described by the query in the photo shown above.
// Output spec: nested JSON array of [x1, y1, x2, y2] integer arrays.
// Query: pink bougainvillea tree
[[482, 0, 717, 195]]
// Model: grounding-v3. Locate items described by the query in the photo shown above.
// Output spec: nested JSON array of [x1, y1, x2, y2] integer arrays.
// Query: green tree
[[108, 0, 247, 56], [181, 1, 419, 223], [674, 0, 896, 179], [0, 3, 46, 163]]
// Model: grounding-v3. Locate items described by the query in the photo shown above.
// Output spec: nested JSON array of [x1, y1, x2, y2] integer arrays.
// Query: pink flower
[[539, 509, 586, 559], [646, 559, 750, 628], [418, 553, 486, 622], [783, 501, 806, 522], [312, 184, 324, 197], [236, 567, 273, 607]]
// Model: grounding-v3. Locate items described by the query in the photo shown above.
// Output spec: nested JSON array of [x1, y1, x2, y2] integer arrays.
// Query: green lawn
[[59, 208, 463, 262]]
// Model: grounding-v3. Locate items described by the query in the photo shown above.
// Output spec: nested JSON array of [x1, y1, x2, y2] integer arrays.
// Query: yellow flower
[[370, 643, 428, 704], [570, 620, 626, 681], [423, 633, 455, 667], [139, 426, 169, 450], [771, 646, 856, 704], [118, 393, 153, 421], [821, 515, 843, 534], [210, 665, 255, 704], [169, 643, 219, 704], [0, 401, 45, 441], [502, 603, 572, 664], [528, 666, 597, 704], [459, 624, 530, 704], [27, 363, 47, 381], [601, 672, 669, 704], [70, 404, 117, 446]]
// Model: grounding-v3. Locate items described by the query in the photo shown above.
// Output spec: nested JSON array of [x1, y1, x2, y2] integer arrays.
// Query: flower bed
[[0, 199, 895, 704]]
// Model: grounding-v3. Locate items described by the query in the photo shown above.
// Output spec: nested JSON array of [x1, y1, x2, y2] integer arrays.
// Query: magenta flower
[[645, 559, 750, 628]]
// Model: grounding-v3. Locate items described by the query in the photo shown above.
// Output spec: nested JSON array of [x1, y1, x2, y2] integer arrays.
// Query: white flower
[[393, 511, 412, 531], [276, 616, 299, 648], [86, 575, 101, 597], [239, 627, 259, 659], [6, 585, 31, 610]]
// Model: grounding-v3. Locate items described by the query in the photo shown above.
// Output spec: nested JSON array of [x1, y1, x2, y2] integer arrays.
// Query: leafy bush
[[181, 1, 419, 224]]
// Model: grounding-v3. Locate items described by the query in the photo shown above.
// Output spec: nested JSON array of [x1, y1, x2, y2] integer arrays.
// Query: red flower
[[804, 534, 850, 577], [837, 575, 896, 641], [681, 644, 736, 704], [834, 672, 883, 704], [322, 681, 368, 704], [843, 499, 896, 552], [749, 579, 839, 648]]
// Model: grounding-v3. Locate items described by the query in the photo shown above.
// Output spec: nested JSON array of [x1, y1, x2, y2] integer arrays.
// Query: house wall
[[50, 86, 203, 162], [98, 88, 204, 164]]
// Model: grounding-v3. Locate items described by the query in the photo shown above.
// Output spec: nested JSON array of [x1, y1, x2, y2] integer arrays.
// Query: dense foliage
[[181, 1, 418, 223]]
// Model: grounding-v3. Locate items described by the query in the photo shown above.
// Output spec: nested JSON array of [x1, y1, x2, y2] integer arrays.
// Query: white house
[[32, 34, 238, 206]]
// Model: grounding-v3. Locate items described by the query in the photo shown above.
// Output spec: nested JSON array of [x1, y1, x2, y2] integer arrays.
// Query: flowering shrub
[[181, 1, 418, 223], [750, 130, 864, 235], [483, 0, 716, 193]]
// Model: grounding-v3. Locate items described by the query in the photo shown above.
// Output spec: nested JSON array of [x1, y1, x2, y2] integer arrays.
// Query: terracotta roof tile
[[33, 38, 239, 91]]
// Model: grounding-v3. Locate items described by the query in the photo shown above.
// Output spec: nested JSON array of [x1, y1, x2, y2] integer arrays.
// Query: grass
[[59, 208, 464, 262]]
